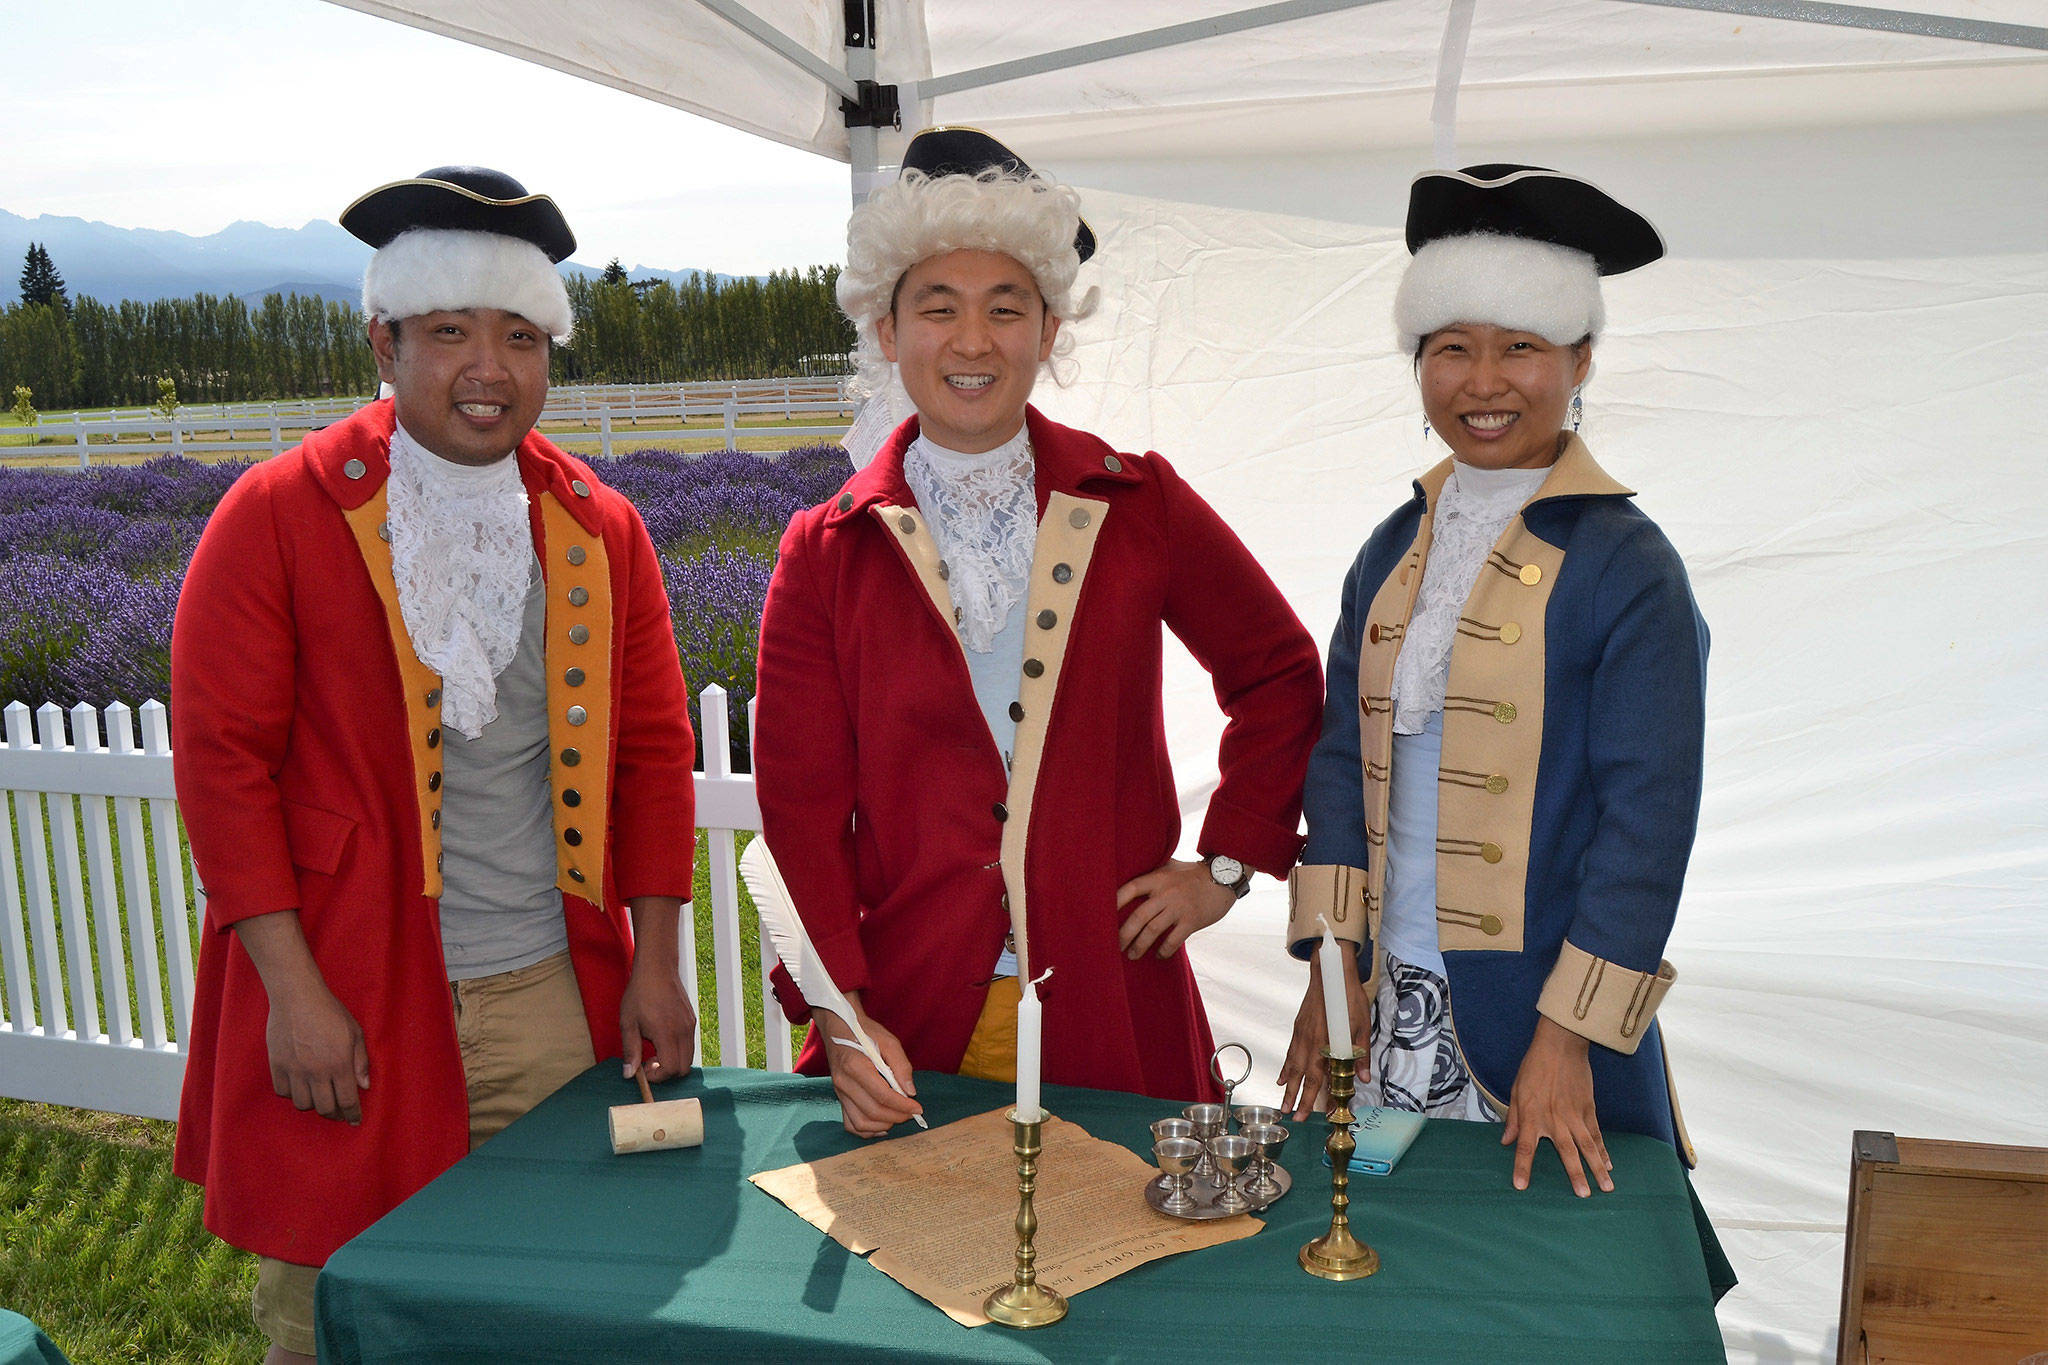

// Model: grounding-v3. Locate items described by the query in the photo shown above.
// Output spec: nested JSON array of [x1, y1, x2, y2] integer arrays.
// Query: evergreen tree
[[600, 258, 629, 286], [18, 243, 68, 309]]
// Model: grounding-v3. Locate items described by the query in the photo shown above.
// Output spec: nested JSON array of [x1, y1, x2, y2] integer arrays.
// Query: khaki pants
[[253, 951, 595, 1356]]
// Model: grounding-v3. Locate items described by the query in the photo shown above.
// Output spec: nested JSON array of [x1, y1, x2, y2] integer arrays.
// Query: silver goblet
[[1209, 1134, 1257, 1214], [1243, 1121, 1290, 1200], [1149, 1118, 1194, 1190], [1235, 1104, 1282, 1132], [1184, 1103, 1226, 1185], [1153, 1137, 1202, 1216]]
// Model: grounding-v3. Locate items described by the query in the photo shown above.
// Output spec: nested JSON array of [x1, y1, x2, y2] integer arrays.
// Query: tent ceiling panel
[[324, 0, 2047, 166]]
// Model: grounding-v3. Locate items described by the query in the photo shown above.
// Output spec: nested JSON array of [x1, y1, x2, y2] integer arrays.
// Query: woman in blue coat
[[1276, 167, 1708, 1199]]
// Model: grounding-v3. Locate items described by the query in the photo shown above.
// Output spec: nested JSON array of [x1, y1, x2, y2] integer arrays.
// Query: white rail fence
[[0, 686, 786, 1122], [8, 377, 856, 466]]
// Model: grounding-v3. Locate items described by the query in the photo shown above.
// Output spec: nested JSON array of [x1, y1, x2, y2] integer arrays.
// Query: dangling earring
[[1422, 415, 1432, 441], [1569, 390, 1583, 432]]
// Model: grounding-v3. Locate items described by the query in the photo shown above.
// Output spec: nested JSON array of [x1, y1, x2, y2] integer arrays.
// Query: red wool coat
[[170, 401, 696, 1265], [755, 407, 1323, 1103]]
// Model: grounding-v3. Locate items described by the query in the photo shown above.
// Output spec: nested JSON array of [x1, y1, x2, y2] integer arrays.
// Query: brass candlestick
[[1300, 1047, 1381, 1281], [985, 1108, 1068, 1328]]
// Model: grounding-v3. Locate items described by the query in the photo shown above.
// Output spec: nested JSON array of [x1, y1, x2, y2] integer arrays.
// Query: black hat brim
[[1406, 165, 1662, 275], [342, 178, 576, 264], [901, 126, 1095, 264]]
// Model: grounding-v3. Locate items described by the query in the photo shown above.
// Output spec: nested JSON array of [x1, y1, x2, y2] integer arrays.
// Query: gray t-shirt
[[437, 558, 568, 980]]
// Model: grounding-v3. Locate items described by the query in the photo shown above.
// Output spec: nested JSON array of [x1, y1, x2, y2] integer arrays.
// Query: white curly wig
[[837, 168, 1098, 399]]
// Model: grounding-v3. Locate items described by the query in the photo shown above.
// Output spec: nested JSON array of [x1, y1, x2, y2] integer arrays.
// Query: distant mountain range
[[0, 207, 751, 307]]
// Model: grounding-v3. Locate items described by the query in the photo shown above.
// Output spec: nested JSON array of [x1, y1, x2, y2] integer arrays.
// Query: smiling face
[[369, 308, 549, 466], [876, 248, 1060, 454], [1417, 323, 1592, 471]]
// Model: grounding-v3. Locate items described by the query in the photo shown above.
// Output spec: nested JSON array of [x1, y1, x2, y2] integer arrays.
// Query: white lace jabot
[[903, 426, 1036, 653], [386, 423, 533, 739], [1390, 460, 1552, 735]]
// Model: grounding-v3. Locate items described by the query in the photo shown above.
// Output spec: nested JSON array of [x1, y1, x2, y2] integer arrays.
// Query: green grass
[[1, 831, 800, 1362]]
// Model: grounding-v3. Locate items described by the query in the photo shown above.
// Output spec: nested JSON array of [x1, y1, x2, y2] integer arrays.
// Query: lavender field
[[0, 445, 854, 767]]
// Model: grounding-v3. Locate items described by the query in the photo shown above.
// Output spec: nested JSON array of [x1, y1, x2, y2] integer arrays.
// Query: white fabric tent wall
[[320, 3, 2048, 1357]]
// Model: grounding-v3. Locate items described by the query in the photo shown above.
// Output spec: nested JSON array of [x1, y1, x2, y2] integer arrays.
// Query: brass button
[[837, 494, 853, 512], [568, 586, 589, 607], [343, 458, 366, 479], [567, 705, 587, 726], [1480, 842, 1503, 864], [1036, 609, 1056, 629], [568, 867, 586, 883], [938, 561, 950, 581], [430, 809, 441, 830], [565, 667, 585, 687], [566, 546, 587, 566], [1494, 701, 1517, 724], [1369, 624, 1381, 644], [1480, 914, 1503, 936], [436, 853, 443, 872], [1520, 564, 1542, 586], [428, 771, 441, 791], [565, 828, 583, 847], [1008, 701, 1024, 722], [560, 747, 581, 766], [1022, 658, 1044, 679], [563, 789, 581, 807], [898, 514, 916, 534], [1051, 563, 1072, 584], [1104, 455, 1122, 473], [425, 688, 441, 707], [993, 802, 1008, 822], [1485, 774, 1509, 795], [568, 624, 590, 646], [425, 728, 441, 748], [571, 479, 591, 498], [1499, 622, 1522, 645], [1068, 508, 1090, 529], [377, 521, 391, 542]]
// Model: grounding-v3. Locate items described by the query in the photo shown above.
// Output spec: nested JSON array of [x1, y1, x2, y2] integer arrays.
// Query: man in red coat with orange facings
[[755, 130, 1323, 1137], [170, 167, 698, 1364]]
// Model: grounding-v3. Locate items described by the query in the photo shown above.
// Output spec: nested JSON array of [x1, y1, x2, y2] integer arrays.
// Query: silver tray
[[1144, 1165, 1291, 1221]]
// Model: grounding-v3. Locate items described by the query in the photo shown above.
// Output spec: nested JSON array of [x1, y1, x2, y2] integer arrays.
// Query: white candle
[[1317, 917, 1351, 1056], [1016, 971, 1045, 1122]]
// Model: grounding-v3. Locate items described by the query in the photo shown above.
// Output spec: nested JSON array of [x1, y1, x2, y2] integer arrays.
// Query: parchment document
[[750, 1107, 1260, 1326]]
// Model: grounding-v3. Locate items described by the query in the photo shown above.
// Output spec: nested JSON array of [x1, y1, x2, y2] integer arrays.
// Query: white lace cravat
[[903, 427, 1036, 654], [385, 423, 533, 739], [1390, 460, 1551, 735]]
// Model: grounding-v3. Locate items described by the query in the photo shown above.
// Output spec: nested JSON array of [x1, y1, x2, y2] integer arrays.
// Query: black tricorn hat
[[1406, 164, 1662, 275], [899, 126, 1096, 263], [341, 166, 577, 264]]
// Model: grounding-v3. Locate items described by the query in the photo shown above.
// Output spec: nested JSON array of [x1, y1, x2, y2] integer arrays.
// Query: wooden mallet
[[607, 1069, 704, 1155]]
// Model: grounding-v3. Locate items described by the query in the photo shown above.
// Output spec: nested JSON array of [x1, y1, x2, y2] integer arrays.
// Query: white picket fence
[[0, 686, 787, 1122], [10, 377, 856, 466]]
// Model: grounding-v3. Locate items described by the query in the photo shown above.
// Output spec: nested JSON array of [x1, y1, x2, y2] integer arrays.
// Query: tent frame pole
[[1612, 0, 2047, 51], [691, 0, 863, 100], [919, 0, 1398, 99]]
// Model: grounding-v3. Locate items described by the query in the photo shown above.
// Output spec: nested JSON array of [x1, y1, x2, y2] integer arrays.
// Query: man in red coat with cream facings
[[755, 130, 1323, 1137], [170, 167, 698, 1364]]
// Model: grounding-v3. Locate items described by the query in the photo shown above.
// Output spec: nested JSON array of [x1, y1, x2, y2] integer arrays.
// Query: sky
[[5, 0, 853, 274]]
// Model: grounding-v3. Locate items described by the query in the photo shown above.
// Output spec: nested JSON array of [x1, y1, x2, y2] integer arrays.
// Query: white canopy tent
[[327, 3, 2048, 1357]]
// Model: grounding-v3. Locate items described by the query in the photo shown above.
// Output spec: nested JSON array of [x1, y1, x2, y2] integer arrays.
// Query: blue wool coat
[[1291, 437, 1707, 1159]]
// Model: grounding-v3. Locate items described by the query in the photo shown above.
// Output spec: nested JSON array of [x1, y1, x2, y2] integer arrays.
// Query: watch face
[[1209, 855, 1243, 886]]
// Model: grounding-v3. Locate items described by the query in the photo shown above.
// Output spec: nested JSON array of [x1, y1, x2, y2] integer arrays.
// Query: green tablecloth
[[317, 1067, 1726, 1362], [0, 1311, 69, 1365]]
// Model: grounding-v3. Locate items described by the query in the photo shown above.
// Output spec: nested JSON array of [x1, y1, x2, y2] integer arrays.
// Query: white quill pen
[[739, 839, 927, 1128]]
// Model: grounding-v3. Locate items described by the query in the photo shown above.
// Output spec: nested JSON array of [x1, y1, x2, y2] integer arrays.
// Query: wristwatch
[[1205, 853, 1252, 900]]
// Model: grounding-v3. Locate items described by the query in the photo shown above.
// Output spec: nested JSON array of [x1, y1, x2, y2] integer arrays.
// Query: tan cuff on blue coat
[[1286, 864, 1369, 960], [1536, 941, 1675, 1055]]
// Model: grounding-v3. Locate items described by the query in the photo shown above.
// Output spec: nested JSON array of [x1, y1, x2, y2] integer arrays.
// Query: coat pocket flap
[[281, 797, 357, 877]]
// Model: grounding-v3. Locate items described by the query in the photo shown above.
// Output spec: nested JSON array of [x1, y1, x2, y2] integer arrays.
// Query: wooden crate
[[1839, 1130, 2048, 1364]]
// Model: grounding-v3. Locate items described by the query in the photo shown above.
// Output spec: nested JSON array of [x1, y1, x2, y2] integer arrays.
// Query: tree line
[[0, 256, 853, 412]]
